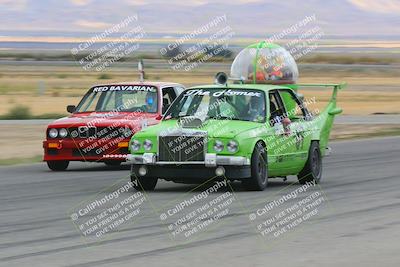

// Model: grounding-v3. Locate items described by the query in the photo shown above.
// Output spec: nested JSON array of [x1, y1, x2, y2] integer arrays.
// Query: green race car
[[126, 42, 345, 191]]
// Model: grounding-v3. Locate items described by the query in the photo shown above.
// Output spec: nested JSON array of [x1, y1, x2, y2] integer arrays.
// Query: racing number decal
[[294, 131, 305, 150]]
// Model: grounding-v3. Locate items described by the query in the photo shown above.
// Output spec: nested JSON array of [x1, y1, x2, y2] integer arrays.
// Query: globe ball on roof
[[230, 41, 299, 84]]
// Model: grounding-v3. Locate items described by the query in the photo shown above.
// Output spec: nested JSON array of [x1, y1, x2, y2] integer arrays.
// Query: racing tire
[[242, 142, 268, 191], [47, 160, 69, 171], [104, 161, 122, 167], [131, 175, 158, 191], [298, 141, 322, 184]]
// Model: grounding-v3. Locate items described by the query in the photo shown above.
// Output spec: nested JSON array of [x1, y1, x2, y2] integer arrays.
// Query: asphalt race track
[[0, 136, 399, 267]]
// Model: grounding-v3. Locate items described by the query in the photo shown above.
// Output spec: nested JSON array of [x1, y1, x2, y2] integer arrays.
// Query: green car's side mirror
[[329, 107, 343, 116]]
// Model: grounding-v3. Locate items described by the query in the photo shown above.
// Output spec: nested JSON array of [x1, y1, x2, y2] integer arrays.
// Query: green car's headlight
[[131, 139, 141, 151], [213, 140, 224, 152], [48, 128, 58, 138], [143, 139, 152, 151], [227, 140, 239, 153]]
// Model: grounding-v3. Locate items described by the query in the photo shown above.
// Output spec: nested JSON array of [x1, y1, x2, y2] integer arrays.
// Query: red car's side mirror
[[67, 105, 76, 113]]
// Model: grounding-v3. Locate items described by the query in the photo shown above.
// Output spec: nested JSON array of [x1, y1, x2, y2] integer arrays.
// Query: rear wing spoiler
[[296, 83, 347, 101]]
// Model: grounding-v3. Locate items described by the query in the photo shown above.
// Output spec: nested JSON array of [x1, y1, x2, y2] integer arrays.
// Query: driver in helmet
[[143, 92, 157, 113], [247, 96, 264, 122]]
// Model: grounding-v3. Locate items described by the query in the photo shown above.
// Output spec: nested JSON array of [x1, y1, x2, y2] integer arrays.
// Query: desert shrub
[[1, 105, 32, 119], [98, 73, 113, 79]]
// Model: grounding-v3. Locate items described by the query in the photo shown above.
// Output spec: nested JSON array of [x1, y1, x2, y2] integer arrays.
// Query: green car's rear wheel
[[298, 141, 322, 184], [47, 160, 69, 171], [242, 142, 268, 191]]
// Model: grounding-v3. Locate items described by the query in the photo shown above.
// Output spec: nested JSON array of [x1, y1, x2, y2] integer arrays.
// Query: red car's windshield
[[75, 85, 159, 113]]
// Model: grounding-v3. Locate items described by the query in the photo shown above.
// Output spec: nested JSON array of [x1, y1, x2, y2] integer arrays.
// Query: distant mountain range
[[0, 0, 399, 37]]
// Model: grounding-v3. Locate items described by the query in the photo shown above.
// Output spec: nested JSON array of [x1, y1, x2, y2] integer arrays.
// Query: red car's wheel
[[104, 161, 122, 167], [47, 161, 69, 171]]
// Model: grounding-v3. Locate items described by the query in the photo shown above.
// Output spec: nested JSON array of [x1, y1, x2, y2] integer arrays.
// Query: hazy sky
[[0, 0, 399, 35]]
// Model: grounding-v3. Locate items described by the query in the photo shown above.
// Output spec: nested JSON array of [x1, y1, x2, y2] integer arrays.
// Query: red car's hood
[[47, 112, 161, 129]]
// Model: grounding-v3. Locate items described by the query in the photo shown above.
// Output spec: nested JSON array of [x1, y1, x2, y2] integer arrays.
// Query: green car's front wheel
[[298, 141, 322, 184], [242, 142, 268, 191], [131, 174, 158, 191]]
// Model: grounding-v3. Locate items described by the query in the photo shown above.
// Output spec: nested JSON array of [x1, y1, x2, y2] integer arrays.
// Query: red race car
[[43, 82, 184, 171]]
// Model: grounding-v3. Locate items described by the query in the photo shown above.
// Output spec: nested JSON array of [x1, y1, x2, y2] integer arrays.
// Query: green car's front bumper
[[127, 153, 251, 180]]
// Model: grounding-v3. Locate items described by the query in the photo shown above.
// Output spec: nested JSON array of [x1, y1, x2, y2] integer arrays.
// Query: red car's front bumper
[[43, 138, 130, 162]]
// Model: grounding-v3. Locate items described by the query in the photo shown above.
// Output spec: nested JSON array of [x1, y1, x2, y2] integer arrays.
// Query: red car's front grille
[[60, 127, 133, 139]]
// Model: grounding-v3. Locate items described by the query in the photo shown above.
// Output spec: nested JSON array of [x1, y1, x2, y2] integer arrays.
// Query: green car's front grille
[[159, 135, 205, 162]]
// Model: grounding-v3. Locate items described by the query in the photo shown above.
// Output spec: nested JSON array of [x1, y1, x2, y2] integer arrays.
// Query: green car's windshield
[[75, 85, 159, 113], [165, 88, 266, 122]]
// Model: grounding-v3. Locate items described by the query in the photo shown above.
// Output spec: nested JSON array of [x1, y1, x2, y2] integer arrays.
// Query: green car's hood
[[135, 119, 263, 139]]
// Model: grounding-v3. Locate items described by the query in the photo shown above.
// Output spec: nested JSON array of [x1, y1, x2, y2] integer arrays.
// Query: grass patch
[[0, 155, 42, 166], [0, 105, 66, 119], [56, 73, 68, 79], [331, 126, 400, 141], [33, 113, 67, 119], [299, 55, 399, 65], [0, 84, 37, 94]]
